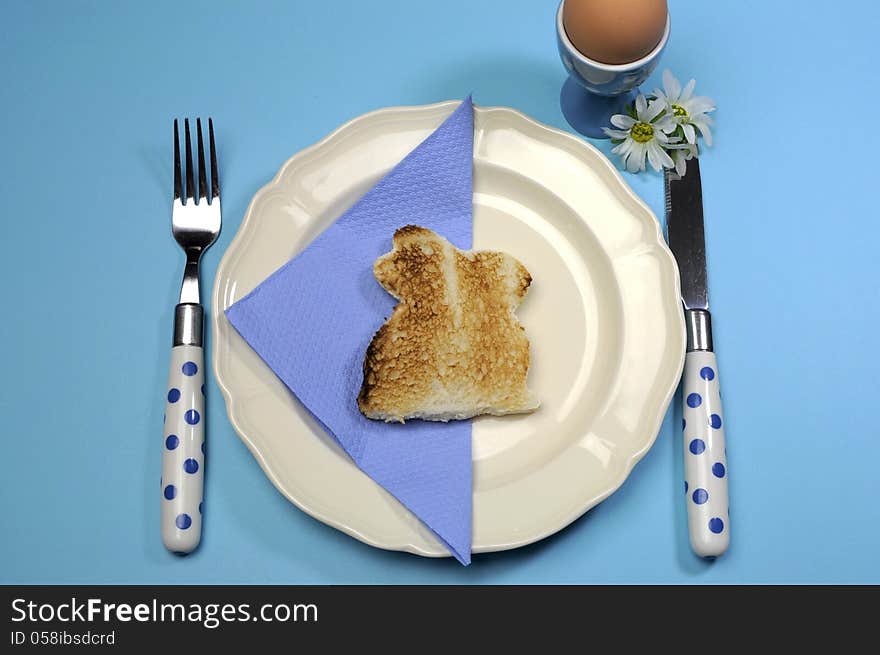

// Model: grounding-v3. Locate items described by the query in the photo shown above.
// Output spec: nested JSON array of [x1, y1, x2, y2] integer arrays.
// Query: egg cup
[[556, 0, 670, 138]]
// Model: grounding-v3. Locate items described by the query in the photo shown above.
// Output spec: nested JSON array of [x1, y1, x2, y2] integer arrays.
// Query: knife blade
[[665, 158, 708, 312], [665, 159, 730, 559]]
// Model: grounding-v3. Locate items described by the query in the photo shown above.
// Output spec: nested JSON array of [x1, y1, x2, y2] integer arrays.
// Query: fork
[[161, 118, 221, 553]]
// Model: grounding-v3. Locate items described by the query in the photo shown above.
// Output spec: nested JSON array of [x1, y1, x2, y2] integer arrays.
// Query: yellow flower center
[[672, 103, 688, 118], [631, 122, 654, 143]]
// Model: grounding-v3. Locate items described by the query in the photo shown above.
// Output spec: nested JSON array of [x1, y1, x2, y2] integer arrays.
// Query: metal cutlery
[[665, 158, 729, 558], [161, 118, 221, 553]]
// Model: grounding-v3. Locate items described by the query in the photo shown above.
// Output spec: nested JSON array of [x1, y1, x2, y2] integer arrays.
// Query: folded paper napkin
[[226, 98, 475, 564]]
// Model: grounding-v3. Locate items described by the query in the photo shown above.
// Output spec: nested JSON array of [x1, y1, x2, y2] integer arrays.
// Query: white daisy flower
[[603, 94, 679, 173], [654, 69, 716, 146]]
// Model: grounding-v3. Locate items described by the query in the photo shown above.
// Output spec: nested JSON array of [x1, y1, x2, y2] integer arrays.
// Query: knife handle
[[682, 350, 729, 558], [161, 344, 205, 553]]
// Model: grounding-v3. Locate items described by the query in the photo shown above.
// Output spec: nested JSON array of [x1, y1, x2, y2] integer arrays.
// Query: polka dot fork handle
[[162, 117, 221, 554], [683, 350, 729, 558], [162, 344, 205, 553]]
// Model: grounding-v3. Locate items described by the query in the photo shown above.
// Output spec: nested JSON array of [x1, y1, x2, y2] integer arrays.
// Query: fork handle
[[161, 304, 205, 553]]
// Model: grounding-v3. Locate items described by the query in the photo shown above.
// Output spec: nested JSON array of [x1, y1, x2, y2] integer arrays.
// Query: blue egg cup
[[560, 79, 637, 139], [555, 0, 670, 139]]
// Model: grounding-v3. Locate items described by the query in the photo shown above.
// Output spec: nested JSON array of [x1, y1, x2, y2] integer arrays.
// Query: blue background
[[2, 0, 877, 584]]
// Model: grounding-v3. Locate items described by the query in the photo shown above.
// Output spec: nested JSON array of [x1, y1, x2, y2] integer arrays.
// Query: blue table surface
[[2, 0, 878, 584]]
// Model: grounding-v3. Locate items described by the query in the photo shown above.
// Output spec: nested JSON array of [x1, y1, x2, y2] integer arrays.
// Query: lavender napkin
[[225, 98, 474, 564]]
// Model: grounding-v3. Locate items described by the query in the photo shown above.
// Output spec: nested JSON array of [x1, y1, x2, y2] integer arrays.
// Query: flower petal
[[686, 96, 716, 115], [673, 150, 687, 176], [682, 123, 696, 144], [610, 114, 636, 129], [681, 78, 696, 102], [618, 139, 635, 162], [654, 115, 678, 133], [638, 143, 650, 172], [644, 99, 665, 122], [635, 93, 648, 118], [611, 138, 632, 155], [651, 141, 674, 170], [604, 128, 631, 140], [663, 69, 680, 100], [626, 143, 646, 172], [693, 120, 713, 146], [646, 142, 662, 171]]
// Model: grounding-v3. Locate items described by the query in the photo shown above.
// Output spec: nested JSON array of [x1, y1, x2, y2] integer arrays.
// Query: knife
[[665, 158, 730, 558]]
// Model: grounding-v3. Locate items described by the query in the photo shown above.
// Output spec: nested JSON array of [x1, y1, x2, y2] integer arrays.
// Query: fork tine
[[184, 118, 195, 202], [196, 118, 208, 202], [208, 118, 219, 200], [173, 120, 182, 201]]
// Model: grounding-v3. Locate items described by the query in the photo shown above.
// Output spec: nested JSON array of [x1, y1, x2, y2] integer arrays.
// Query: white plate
[[212, 101, 685, 557]]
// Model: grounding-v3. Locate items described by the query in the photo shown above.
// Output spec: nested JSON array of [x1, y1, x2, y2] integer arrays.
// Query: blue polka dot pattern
[[684, 481, 688, 493], [162, 348, 206, 551], [709, 414, 722, 429], [700, 366, 715, 381], [709, 517, 724, 534], [692, 488, 709, 504], [689, 438, 706, 455], [713, 462, 726, 478], [686, 393, 702, 408], [682, 418, 686, 431]]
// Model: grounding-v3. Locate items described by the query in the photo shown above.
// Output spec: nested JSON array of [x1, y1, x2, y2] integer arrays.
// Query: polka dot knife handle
[[161, 345, 204, 553], [683, 351, 729, 558]]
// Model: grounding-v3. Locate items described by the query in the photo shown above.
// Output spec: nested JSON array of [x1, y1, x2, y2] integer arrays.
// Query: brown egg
[[563, 0, 668, 65]]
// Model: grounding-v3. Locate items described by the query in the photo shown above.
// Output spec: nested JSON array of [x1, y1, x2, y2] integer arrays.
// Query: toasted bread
[[358, 225, 539, 422]]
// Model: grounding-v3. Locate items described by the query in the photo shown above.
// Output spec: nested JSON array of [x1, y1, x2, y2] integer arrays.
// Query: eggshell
[[563, 0, 667, 65]]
